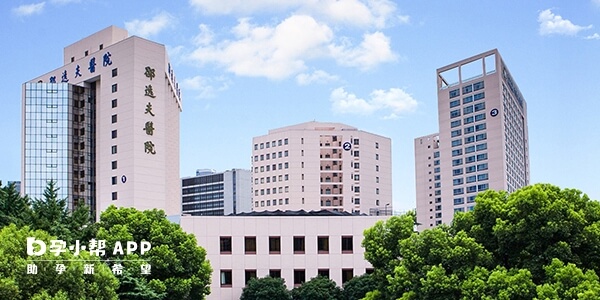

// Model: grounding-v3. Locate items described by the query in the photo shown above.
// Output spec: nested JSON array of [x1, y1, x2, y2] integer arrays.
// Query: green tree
[[536, 259, 600, 299], [453, 184, 600, 281], [342, 273, 378, 300], [29, 180, 95, 243], [461, 266, 536, 300], [96, 206, 211, 300], [362, 212, 415, 298], [291, 276, 342, 300], [0, 224, 118, 300], [0, 181, 32, 228], [241, 276, 290, 300]]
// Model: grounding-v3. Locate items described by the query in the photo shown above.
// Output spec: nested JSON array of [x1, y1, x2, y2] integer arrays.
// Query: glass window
[[467, 185, 477, 193], [111, 84, 117, 93], [453, 178, 463, 186], [477, 173, 489, 181], [462, 84, 473, 94], [450, 120, 461, 128], [294, 237, 305, 254], [453, 188, 464, 195], [220, 270, 232, 287], [476, 143, 488, 151], [464, 136, 475, 144], [477, 153, 488, 161], [463, 96, 473, 104], [473, 81, 484, 91], [317, 236, 329, 253], [318, 269, 330, 278], [450, 109, 461, 118], [111, 145, 117, 154], [451, 129, 461, 137], [466, 166, 476, 173], [270, 269, 281, 278], [477, 163, 488, 171], [111, 99, 117, 108], [466, 156, 476, 163], [465, 146, 475, 153], [450, 99, 461, 108], [220, 237, 232, 254], [112, 68, 118, 77], [269, 237, 281, 254], [475, 113, 486, 121], [473, 92, 485, 101], [342, 236, 353, 253], [111, 192, 117, 200], [464, 126, 475, 134], [451, 139, 462, 147], [452, 159, 463, 166], [111, 161, 117, 170], [294, 270, 305, 285], [464, 116, 474, 124], [453, 198, 464, 205], [245, 270, 257, 284], [475, 123, 486, 131], [111, 114, 117, 124], [453, 168, 463, 176], [111, 130, 117, 139], [474, 102, 486, 112], [342, 269, 354, 283], [449, 88, 460, 98], [245, 237, 256, 254], [466, 175, 476, 183]]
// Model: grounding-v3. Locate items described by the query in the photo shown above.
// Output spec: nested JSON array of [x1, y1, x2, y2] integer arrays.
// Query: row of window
[[451, 132, 487, 147], [448, 81, 484, 99], [219, 268, 361, 287], [255, 198, 290, 207], [453, 163, 488, 176], [254, 150, 289, 162], [219, 236, 354, 255], [254, 139, 289, 150], [453, 183, 489, 195], [450, 100, 485, 118], [111, 71, 119, 201]]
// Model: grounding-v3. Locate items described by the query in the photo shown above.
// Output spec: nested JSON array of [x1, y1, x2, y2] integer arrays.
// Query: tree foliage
[[341, 273, 378, 300], [241, 276, 290, 300], [291, 276, 342, 300], [0, 181, 32, 228], [0, 224, 119, 300], [96, 206, 212, 300], [363, 184, 600, 299]]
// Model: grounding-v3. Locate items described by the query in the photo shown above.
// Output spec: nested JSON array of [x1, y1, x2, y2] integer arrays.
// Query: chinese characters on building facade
[[143, 66, 157, 155]]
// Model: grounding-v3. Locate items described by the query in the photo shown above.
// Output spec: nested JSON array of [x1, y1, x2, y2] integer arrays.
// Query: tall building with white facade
[[415, 49, 529, 230], [22, 26, 182, 219], [182, 169, 252, 216], [251, 121, 392, 215]]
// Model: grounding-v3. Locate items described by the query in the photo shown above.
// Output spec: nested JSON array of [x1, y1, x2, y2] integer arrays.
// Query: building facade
[[180, 212, 384, 299], [415, 49, 529, 230], [22, 26, 182, 218], [251, 121, 392, 215], [182, 169, 252, 216]]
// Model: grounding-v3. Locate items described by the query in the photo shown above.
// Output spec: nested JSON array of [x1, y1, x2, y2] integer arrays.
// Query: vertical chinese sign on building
[[143, 66, 157, 155]]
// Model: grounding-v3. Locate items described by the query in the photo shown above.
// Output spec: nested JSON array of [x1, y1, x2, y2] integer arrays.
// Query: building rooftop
[[228, 209, 364, 217]]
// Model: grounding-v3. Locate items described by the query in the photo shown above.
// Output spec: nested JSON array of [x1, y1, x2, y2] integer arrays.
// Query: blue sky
[[1, 0, 599, 212]]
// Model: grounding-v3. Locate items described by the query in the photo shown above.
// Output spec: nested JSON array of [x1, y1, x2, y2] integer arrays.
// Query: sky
[[1, 0, 599, 213]]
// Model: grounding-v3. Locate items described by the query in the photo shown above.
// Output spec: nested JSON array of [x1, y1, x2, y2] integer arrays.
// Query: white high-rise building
[[251, 121, 392, 215], [415, 49, 529, 230], [22, 26, 182, 219]]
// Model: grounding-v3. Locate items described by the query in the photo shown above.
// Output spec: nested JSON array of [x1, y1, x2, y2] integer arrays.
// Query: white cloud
[[189, 0, 401, 29], [330, 87, 417, 118], [329, 32, 397, 70], [585, 33, 600, 40], [193, 24, 214, 46], [181, 75, 231, 99], [296, 70, 339, 85], [188, 15, 334, 80], [12, 2, 45, 16], [125, 11, 175, 38], [538, 9, 592, 36], [50, 0, 80, 4]]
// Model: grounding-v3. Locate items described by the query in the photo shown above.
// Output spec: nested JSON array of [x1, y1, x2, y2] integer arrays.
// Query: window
[[245, 237, 256, 254], [111, 84, 118, 93], [463, 84, 473, 94], [353, 138, 359, 145], [463, 96, 473, 104], [112, 192, 117, 200], [475, 123, 486, 131], [476, 133, 487, 141], [474, 102, 485, 112], [220, 237, 232, 254], [477, 173, 489, 181], [475, 113, 486, 122], [111, 99, 118, 108], [284, 138, 288, 145], [465, 146, 475, 153], [245, 270, 257, 284], [269, 237, 281, 254], [112, 68, 118, 77], [111, 145, 117, 154], [318, 269, 330, 278], [473, 92, 485, 101], [464, 126, 475, 134], [342, 269, 354, 283], [269, 269, 281, 278], [293, 237, 305, 254], [467, 175, 477, 183], [111, 161, 117, 170], [467, 185, 477, 193], [450, 109, 461, 118], [464, 116, 474, 124], [354, 198, 360, 205], [466, 166, 476, 173], [354, 162, 360, 169], [454, 198, 464, 205], [450, 120, 461, 128], [453, 178, 463, 186], [111, 114, 117, 124], [451, 129, 461, 137], [452, 149, 462, 157], [452, 158, 463, 166], [317, 236, 329, 253], [453, 188, 464, 195], [353, 150, 359, 157], [112, 176, 117, 185], [354, 186, 360, 193], [112, 130, 117, 139], [476, 143, 488, 151], [342, 236, 353, 253], [473, 81, 484, 91], [450, 99, 461, 108], [451, 139, 462, 147], [220, 270, 232, 287], [294, 269, 305, 285], [477, 163, 488, 171], [449, 88, 460, 98], [477, 153, 488, 161], [465, 136, 475, 144], [463, 105, 474, 114]]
